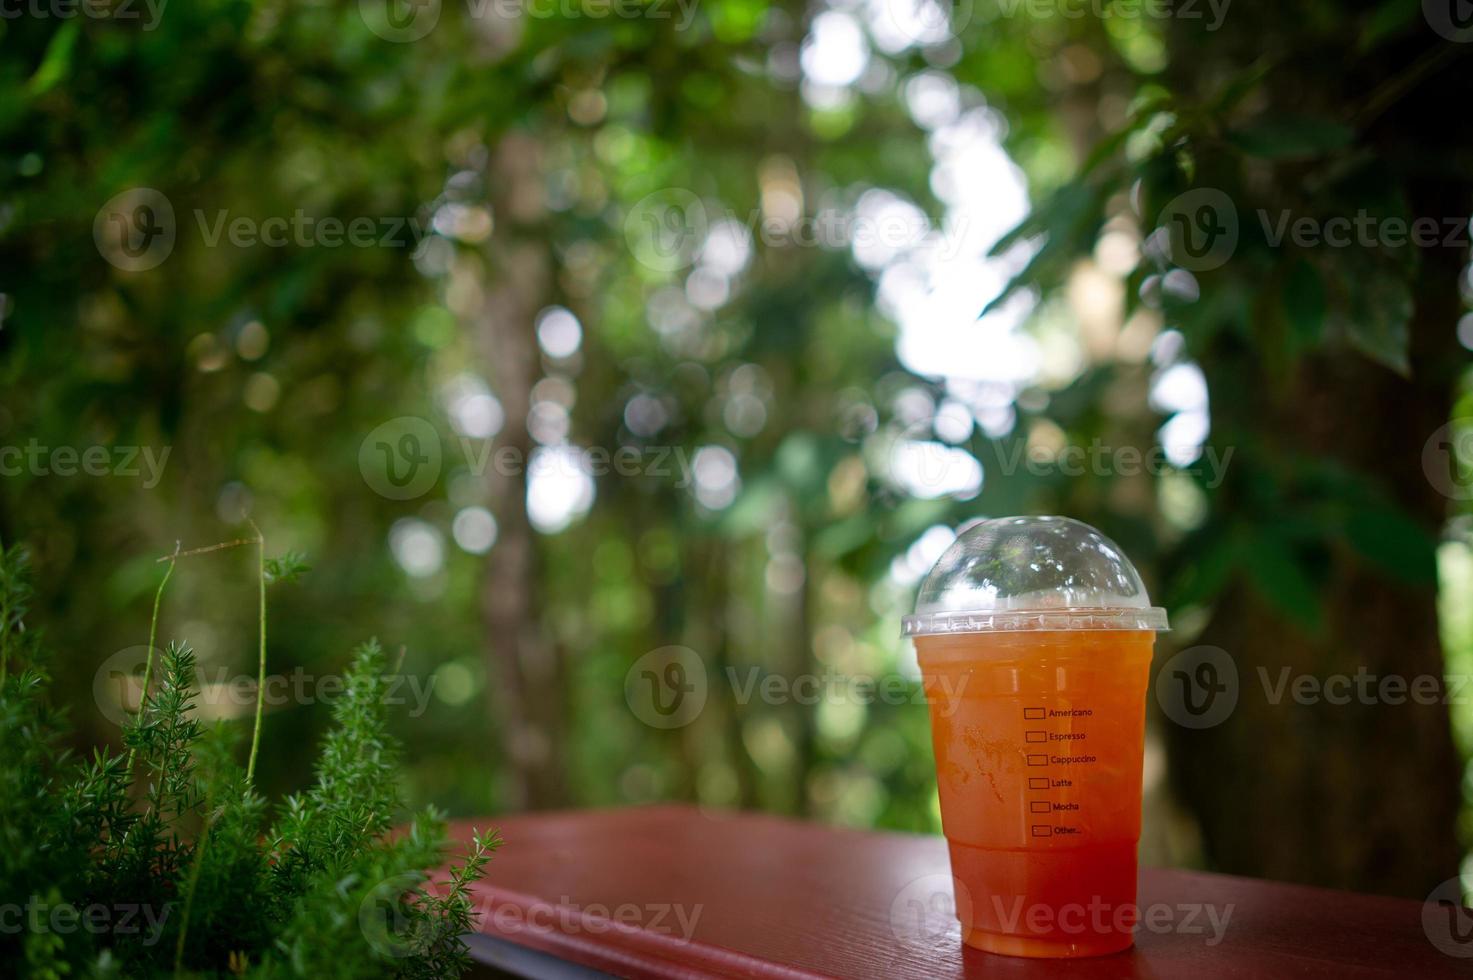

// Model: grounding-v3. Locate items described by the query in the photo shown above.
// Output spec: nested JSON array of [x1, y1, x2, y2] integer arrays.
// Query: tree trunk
[[1155, 2, 1471, 900], [1167, 180, 1466, 900], [475, 134, 569, 809]]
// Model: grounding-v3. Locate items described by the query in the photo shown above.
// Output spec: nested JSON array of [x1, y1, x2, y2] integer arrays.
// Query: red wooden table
[[448, 805, 1469, 979]]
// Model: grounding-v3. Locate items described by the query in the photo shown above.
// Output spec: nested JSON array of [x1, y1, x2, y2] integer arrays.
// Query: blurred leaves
[[0, 0, 1468, 852], [1282, 259, 1326, 348], [264, 552, 311, 586], [1336, 270, 1414, 377], [1228, 114, 1355, 160], [1344, 505, 1439, 586], [983, 180, 1107, 317], [1241, 531, 1324, 634], [26, 22, 79, 97]]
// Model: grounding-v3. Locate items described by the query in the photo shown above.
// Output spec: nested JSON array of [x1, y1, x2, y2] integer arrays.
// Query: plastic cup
[[902, 516, 1167, 958]]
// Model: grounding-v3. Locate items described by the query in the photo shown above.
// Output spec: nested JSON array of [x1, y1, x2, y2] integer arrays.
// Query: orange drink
[[903, 517, 1166, 959], [917, 629, 1154, 956]]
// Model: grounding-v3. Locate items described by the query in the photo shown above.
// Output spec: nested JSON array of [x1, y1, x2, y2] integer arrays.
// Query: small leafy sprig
[[0, 535, 497, 978], [407, 828, 503, 979], [264, 551, 311, 586]]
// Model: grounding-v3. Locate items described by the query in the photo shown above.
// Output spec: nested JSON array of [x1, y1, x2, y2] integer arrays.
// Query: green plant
[[0, 536, 499, 978]]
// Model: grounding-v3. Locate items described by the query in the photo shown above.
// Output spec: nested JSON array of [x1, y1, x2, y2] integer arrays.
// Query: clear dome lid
[[902, 516, 1168, 636]]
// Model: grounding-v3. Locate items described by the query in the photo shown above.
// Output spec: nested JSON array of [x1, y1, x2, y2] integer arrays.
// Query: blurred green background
[[3, 0, 1472, 901]]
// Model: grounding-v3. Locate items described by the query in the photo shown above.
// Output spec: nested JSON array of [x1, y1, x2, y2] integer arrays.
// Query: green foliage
[[0, 540, 498, 978], [2, 0, 1468, 880], [982, 7, 1473, 628], [263, 552, 311, 586], [0, 540, 35, 684]]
